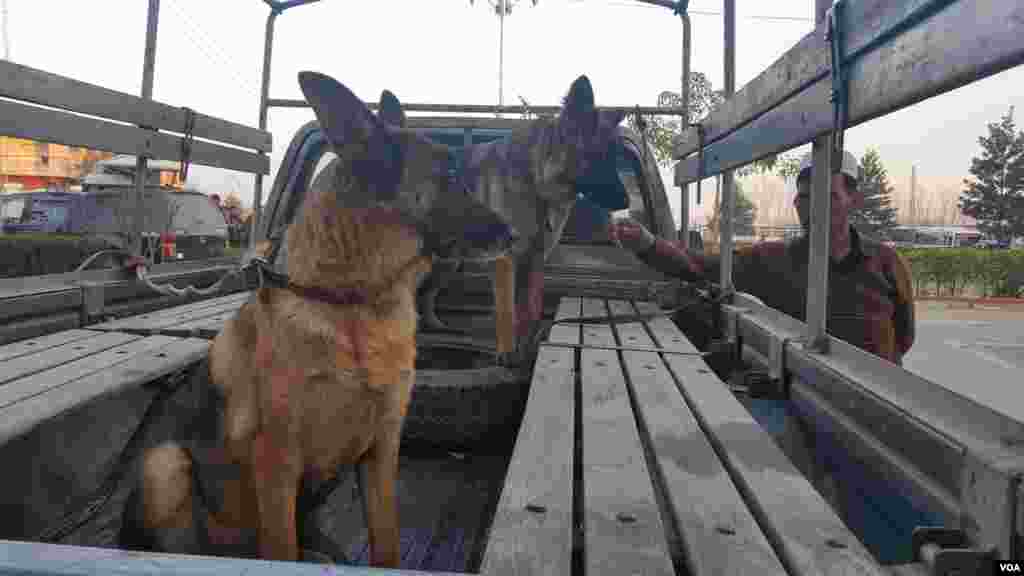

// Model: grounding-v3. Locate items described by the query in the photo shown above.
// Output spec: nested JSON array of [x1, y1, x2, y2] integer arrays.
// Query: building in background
[[0, 137, 117, 192]]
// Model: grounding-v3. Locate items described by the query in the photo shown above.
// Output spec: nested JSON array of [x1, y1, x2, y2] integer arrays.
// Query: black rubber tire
[[402, 366, 529, 453]]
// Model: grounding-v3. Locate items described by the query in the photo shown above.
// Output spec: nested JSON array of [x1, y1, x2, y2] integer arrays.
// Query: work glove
[[608, 217, 656, 254]]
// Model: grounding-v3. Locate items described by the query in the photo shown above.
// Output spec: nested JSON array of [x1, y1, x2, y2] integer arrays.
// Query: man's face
[[794, 172, 860, 234]]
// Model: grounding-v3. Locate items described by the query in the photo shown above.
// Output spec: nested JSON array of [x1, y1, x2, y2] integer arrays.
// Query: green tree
[[734, 181, 757, 235], [706, 179, 757, 236], [632, 72, 802, 179], [852, 148, 898, 237], [959, 107, 1024, 245]]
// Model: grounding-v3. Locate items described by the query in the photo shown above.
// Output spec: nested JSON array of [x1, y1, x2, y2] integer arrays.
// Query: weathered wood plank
[[546, 297, 583, 346], [0, 336, 204, 444], [0, 289, 81, 323], [578, 298, 673, 576], [0, 313, 82, 348], [480, 297, 579, 576], [90, 291, 251, 331], [0, 99, 270, 175], [0, 332, 140, 387], [92, 292, 251, 333], [0, 334, 178, 410], [168, 310, 238, 338], [0, 60, 272, 152], [638, 301, 887, 574], [0, 539, 457, 576], [0, 330, 102, 364], [608, 299, 786, 576], [674, 0, 1024, 182]]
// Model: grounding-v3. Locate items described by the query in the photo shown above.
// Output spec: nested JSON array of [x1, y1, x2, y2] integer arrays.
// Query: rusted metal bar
[[265, 99, 685, 116]]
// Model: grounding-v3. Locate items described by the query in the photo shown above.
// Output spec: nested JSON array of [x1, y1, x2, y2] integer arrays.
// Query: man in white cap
[[609, 149, 915, 365]]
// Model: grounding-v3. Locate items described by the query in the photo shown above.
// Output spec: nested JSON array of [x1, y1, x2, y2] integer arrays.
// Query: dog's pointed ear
[[378, 89, 407, 128], [560, 75, 598, 134], [298, 71, 379, 148], [603, 109, 627, 130], [299, 71, 404, 204]]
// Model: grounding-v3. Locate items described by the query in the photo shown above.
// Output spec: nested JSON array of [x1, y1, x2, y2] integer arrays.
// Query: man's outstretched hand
[[608, 217, 656, 254]]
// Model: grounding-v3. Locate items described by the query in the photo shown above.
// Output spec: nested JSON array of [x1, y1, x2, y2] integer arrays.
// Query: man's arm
[[609, 218, 718, 284], [635, 237, 719, 284]]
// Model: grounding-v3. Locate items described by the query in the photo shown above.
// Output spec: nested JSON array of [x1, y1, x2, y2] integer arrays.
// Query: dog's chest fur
[[215, 292, 416, 475]]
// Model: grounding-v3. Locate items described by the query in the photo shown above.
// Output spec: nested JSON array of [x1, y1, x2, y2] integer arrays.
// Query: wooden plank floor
[[0, 330, 103, 364], [480, 297, 580, 576], [577, 298, 674, 576], [638, 301, 887, 575], [484, 296, 890, 576], [607, 300, 786, 575], [0, 331, 142, 387], [89, 292, 251, 334]]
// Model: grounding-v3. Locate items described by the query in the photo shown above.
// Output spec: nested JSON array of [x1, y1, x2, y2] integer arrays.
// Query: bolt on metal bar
[[133, 0, 160, 258], [718, 0, 735, 292]]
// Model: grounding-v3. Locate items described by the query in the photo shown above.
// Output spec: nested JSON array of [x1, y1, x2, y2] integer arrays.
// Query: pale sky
[[6, 0, 1022, 227]]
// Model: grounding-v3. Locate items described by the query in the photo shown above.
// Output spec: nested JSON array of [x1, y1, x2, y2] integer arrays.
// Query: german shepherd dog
[[415, 75, 626, 348], [119, 71, 518, 566]]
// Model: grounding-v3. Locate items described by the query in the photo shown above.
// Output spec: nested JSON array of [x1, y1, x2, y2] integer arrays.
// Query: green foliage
[[959, 107, 1024, 244], [853, 148, 898, 236], [896, 247, 1024, 298], [733, 181, 757, 236], [632, 72, 802, 181]]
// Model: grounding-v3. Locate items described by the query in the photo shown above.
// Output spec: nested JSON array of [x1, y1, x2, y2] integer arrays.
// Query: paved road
[[903, 301, 1024, 424]]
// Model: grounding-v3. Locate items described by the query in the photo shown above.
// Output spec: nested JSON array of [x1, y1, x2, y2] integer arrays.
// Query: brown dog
[[122, 72, 518, 566]]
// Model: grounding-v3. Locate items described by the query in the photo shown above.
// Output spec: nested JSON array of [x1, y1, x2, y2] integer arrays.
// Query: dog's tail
[[120, 442, 208, 555]]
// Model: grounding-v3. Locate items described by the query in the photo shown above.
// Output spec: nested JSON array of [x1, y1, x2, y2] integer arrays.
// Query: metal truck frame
[[0, 0, 1022, 573]]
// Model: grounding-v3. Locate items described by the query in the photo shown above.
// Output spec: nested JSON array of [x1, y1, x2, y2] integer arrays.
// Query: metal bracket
[[912, 527, 995, 576], [961, 452, 1021, 560], [79, 282, 106, 324]]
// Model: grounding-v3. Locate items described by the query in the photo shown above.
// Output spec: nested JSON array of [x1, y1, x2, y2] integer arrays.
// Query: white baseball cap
[[797, 150, 860, 183]]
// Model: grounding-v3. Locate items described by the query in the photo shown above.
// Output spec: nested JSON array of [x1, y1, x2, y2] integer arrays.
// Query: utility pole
[[1, 0, 8, 195], [1, 0, 9, 61], [498, 0, 505, 115], [470, 0, 538, 117]]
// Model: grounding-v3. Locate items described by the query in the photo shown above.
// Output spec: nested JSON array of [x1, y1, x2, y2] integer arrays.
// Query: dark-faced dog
[[119, 71, 518, 566], [415, 75, 626, 347]]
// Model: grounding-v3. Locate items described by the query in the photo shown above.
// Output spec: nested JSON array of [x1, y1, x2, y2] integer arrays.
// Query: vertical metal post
[[134, 0, 160, 257], [718, 0, 735, 290], [497, 0, 505, 118], [250, 7, 278, 250], [678, 12, 691, 249], [805, 0, 834, 351]]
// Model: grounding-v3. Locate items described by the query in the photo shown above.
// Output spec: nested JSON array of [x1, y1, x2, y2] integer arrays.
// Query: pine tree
[[852, 148, 898, 237], [959, 107, 1024, 245]]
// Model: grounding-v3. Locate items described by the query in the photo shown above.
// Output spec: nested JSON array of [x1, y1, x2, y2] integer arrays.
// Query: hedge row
[[896, 248, 1024, 298]]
